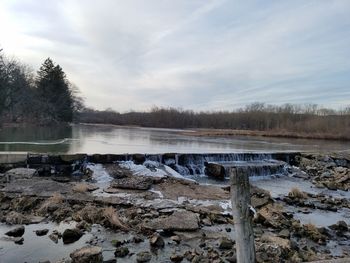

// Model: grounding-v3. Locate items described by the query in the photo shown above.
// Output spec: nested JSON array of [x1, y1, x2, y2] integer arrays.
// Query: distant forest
[[80, 105, 350, 139], [1, 50, 350, 139]]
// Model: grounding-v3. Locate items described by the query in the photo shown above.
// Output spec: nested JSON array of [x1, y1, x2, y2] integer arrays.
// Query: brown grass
[[181, 128, 350, 141], [38, 192, 64, 213], [72, 183, 90, 193], [288, 187, 308, 199], [103, 206, 128, 230]]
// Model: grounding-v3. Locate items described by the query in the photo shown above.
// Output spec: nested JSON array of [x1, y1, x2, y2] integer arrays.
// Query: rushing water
[[1, 123, 350, 154]]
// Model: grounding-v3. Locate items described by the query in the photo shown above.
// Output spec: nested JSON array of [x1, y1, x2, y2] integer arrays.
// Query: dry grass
[[304, 223, 318, 232], [103, 206, 128, 230], [181, 129, 350, 141], [38, 192, 64, 214], [47, 192, 64, 203], [72, 183, 90, 193], [73, 204, 103, 224], [288, 187, 308, 199]]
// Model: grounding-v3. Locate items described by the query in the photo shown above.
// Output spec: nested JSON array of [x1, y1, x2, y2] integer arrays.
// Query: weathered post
[[229, 167, 256, 263]]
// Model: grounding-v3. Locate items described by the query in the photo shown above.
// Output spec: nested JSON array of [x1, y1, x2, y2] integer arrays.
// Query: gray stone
[[111, 176, 153, 190], [219, 237, 234, 249], [205, 163, 225, 180], [35, 229, 49, 236], [5, 225, 25, 237], [114, 247, 129, 257], [149, 233, 165, 248], [4, 168, 38, 180], [143, 210, 199, 231], [136, 251, 152, 263], [62, 228, 83, 244], [70, 246, 103, 263]]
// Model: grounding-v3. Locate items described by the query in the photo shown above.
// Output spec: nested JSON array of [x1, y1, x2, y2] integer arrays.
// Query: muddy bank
[[0, 152, 349, 262]]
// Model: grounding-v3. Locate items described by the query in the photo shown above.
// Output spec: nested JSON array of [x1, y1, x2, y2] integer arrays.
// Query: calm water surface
[[0, 124, 349, 154]]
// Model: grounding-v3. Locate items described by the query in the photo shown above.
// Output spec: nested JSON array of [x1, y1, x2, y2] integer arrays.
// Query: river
[[0, 123, 349, 154]]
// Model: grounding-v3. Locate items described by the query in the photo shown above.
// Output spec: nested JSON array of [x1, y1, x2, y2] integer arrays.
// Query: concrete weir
[[0, 151, 300, 178]]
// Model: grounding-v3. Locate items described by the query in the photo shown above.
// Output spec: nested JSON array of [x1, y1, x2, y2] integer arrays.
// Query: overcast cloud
[[1, 0, 350, 111]]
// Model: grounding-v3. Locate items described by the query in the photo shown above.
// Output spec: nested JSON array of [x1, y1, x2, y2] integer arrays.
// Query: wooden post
[[229, 167, 256, 263]]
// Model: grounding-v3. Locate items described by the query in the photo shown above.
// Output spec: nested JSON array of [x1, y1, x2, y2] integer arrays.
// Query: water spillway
[[1, 152, 299, 180]]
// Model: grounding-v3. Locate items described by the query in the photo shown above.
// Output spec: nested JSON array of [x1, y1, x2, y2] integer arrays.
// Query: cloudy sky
[[1, 0, 350, 111]]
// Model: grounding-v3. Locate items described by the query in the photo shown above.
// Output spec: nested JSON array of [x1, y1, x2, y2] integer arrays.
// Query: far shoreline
[[2, 121, 350, 142]]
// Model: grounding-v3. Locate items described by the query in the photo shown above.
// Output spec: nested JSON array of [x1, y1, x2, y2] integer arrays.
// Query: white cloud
[[0, 0, 350, 111]]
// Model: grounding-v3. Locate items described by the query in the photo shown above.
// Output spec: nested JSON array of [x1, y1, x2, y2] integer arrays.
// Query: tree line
[[0, 49, 82, 124], [80, 104, 350, 139]]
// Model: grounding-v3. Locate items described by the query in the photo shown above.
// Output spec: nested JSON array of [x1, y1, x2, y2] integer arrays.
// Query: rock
[[70, 246, 103, 263], [35, 229, 49, 236], [4, 168, 38, 180], [49, 233, 59, 243], [143, 210, 199, 231], [76, 221, 91, 231], [132, 235, 144, 243], [329, 220, 348, 232], [149, 233, 165, 248], [219, 237, 234, 249], [5, 226, 25, 237], [51, 177, 71, 183], [170, 235, 181, 244], [261, 233, 290, 250], [201, 218, 212, 226], [62, 228, 83, 244], [251, 196, 270, 209], [256, 243, 283, 263], [205, 163, 225, 180], [111, 239, 123, 247], [111, 176, 153, 190], [170, 253, 184, 262], [302, 224, 326, 243], [5, 211, 31, 224], [254, 204, 289, 229], [334, 166, 347, 174], [114, 246, 129, 257], [323, 181, 338, 190], [136, 251, 152, 262], [278, 229, 290, 238]]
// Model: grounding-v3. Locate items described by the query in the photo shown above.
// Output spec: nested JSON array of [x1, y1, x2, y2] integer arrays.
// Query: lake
[[0, 123, 349, 154]]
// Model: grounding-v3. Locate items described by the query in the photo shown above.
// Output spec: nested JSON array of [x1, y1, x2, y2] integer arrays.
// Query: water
[[1, 123, 350, 154], [0, 221, 93, 263]]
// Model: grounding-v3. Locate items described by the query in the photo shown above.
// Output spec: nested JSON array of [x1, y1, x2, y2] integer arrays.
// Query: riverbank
[[181, 128, 350, 141], [0, 152, 349, 262]]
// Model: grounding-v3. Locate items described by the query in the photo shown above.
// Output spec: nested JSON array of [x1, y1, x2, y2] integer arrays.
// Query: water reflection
[[0, 125, 72, 153], [0, 123, 350, 154]]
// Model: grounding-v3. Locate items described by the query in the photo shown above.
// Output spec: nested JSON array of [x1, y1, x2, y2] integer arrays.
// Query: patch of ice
[[87, 163, 113, 184], [119, 161, 167, 177], [118, 161, 193, 181]]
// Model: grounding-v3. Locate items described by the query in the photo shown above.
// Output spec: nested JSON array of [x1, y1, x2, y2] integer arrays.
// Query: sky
[[0, 0, 350, 112]]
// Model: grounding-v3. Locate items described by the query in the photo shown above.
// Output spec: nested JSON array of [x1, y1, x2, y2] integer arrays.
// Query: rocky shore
[[0, 152, 349, 262]]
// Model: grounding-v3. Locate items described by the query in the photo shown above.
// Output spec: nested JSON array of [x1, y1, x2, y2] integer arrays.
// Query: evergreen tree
[[36, 58, 74, 122], [0, 49, 7, 115]]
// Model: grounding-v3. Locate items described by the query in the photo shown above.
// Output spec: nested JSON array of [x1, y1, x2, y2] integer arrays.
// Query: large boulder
[[205, 163, 225, 180], [5, 226, 25, 237], [143, 210, 199, 231], [62, 228, 83, 244], [111, 176, 153, 190], [70, 246, 103, 263], [4, 168, 38, 180]]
